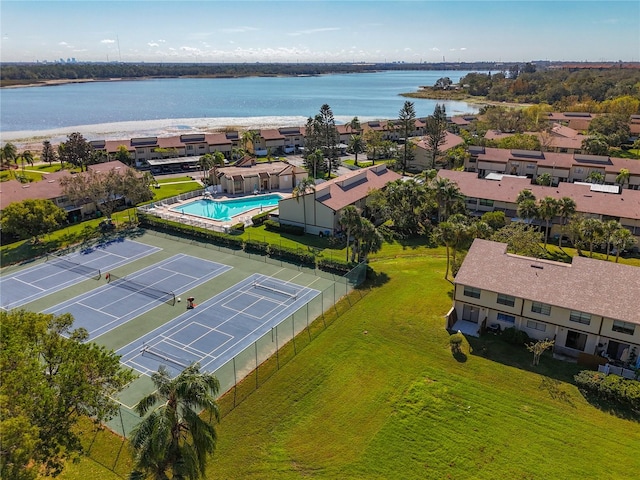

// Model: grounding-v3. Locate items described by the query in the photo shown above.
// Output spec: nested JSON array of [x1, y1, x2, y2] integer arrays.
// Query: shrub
[[501, 327, 530, 345], [251, 210, 273, 226], [244, 239, 269, 255], [317, 257, 354, 275], [574, 370, 640, 410], [449, 332, 464, 353], [264, 220, 304, 236], [268, 244, 316, 266], [231, 222, 245, 232]]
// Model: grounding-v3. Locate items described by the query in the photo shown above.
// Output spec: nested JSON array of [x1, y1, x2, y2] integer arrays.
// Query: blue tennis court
[[0, 239, 160, 311], [117, 274, 320, 377], [45, 254, 231, 340]]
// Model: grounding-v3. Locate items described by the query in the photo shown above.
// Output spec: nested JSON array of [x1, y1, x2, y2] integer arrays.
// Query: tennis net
[[46, 255, 101, 280], [141, 345, 190, 369], [107, 274, 176, 306], [253, 280, 297, 300]]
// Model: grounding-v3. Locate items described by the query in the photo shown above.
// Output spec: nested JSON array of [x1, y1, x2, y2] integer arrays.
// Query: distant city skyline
[[2, 1, 639, 64]]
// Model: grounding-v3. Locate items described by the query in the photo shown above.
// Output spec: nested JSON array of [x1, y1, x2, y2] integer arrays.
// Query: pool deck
[[148, 191, 291, 232]]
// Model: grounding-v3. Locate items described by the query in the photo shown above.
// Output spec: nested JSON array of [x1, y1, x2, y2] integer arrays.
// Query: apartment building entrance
[[565, 330, 587, 351], [462, 304, 480, 323]]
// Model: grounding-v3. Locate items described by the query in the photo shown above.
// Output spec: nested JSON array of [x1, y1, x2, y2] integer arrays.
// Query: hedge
[[317, 257, 355, 275], [251, 210, 274, 226], [574, 370, 640, 410], [264, 219, 304, 236], [268, 244, 316, 266], [501, 327, 530, 345], [244, 239, 269, 255]]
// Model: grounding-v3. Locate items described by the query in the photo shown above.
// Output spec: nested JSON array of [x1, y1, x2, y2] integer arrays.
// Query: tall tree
[[241, 130, 259, 156], [1, 142, 18, 169], [41, 140, 57, 167], [313, 104, 340, 178], [537, 196, 559, 249], [615, 168, 630, 188], [556, 196, 576, 248], [398, 101, 416, 173], [58, 132, 92, 171], [0, 310, 134, 478], [352, 217, 384, 262], [600, 220, 621, 260], [580, 218, 604, 257], [17, 150, 34, 173], [347, 116, 361, 134], [339, 205, 361, 262], [348, 134, 365, 167], [292, 176, 316, 233], [611, 227, 637, 263], [129, 364, 220, 480], [424, 104, 448, 169], [491, 222, 544, 257], [517, 199, 538, 225], [364, 129, 383, 165], [198, 153, 214, 182], [304, 148, 325, 179], [60, 167, 131, 219], [432, 177, 463, 222], [0, 199, 67, 243], [114, 145, 133, 165]]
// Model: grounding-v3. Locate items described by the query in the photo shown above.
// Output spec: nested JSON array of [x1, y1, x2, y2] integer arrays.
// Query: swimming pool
[[173, 194, 282, 222]]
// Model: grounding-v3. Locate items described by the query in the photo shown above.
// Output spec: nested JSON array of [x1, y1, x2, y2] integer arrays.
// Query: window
[[479, 199, 494, 207], [497, 293, 515, 307], [531, 302, 551, 316], [570, 311, 591, 325], [527, 320, 547, 332], [612, 320, 635, 336], [497, 313, 515, 324], [463, 286, 481, 299], [565, 330, 587, 351]]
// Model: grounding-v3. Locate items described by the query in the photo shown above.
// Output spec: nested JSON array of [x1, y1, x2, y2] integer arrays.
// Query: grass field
[[51, 239, 639, 480]]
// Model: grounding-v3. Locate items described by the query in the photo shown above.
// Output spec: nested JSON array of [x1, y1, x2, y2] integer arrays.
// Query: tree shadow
[[577, 390, 640, 422], [452, 350, 467, 363], [539, 376, 575, 407], [363, 269, 390, 288]]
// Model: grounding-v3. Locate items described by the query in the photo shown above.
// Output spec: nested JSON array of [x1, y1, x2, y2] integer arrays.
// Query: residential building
[[411, 131, 465, 171], [465, 147, 640, 189], [437, 169, 640, 237], [215, 160, 307, 195], [0, 161, 134, 221], [450, 239, 640, 364], [277, 163, 401, 235]]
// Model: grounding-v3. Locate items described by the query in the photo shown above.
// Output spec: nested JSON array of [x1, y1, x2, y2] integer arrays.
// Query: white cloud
[[148, 42, 159, 47], [460, 47, 467, 51], [220, 26, 258, 34], [101, 39, 115, 44], [287, 27, 340, 37], [430, 47, 440, 52], [404, 47, 412, 52]]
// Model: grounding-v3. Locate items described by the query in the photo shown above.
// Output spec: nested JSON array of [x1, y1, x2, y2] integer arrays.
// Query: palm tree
[[292, 177, 316, 233], [1, 142, 17, 169], [347, 116, 361, 134], [241, 130, 259, 157], [611, 227, 637, 263], [556, 196, 576, 248], [585, 171, 605, 184], [211, 151, 226, 187], [432, 215, 470, 280], [17, 150, 34, 173], [615, 168, 630, 189], [41, 140, 57, 167], [433, 177, 462, 222], [516, 189, 536, 204], [517, 199, 538, 226], [129, 364, 220, 480], [535, 173, 552, 186], [600, 220, 621, 260], [580, 218, 604, 257], [339, 205, 361, 262], [537, 196, 559, 249], [348, 134, 365, 167], [198, 153, 214, 183], [352, 217, 383, 262]]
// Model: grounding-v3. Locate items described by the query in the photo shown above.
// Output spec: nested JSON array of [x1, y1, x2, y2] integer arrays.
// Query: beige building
[[451, 239, 640, 364], [437, 169, 640, 238], [277, 164, 401, 235], [215, 160, 308, 195], [411, 131, 465, 171], [0, 161, 134, 222]]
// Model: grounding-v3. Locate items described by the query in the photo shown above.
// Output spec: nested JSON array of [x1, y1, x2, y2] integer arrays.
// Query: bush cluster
[[501, 327, 530, 345], [574, 370, 640, 410], [264, 219, 304, 236], [251, 210, 273, 226], [138, 213, 354, 275]]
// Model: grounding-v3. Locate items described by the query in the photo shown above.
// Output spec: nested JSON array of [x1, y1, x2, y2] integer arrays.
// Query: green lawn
[[49, 240, 639, 479]]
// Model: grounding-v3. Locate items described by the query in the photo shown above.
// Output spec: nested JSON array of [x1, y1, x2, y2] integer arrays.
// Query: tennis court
[[0, 239, 160, 311], [117, 273, 320, 377], [44, 254, 231, 340]]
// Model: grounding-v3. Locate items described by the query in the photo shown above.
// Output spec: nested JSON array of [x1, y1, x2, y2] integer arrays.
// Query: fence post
[[255, 342, 259, 389], [233, 357, 237, 407]]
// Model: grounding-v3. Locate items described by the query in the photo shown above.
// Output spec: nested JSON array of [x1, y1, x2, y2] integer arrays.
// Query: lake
[[0, 70, 483, 143]]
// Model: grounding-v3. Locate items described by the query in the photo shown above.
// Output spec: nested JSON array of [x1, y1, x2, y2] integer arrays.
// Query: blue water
[[1, 70, 483, 133], [175, 194, 281, 221]]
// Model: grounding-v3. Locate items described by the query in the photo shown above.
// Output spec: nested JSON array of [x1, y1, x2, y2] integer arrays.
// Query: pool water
[[174, 194, 281, 221]]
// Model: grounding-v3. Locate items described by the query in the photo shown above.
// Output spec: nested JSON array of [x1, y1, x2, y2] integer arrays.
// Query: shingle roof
[[437, 169, 640, 221], [455, 239, 640, 324], [313, 164, 401, 211]]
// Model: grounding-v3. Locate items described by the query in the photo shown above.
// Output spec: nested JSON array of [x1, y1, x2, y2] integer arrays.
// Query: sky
[[1, 0, 639, 64]]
